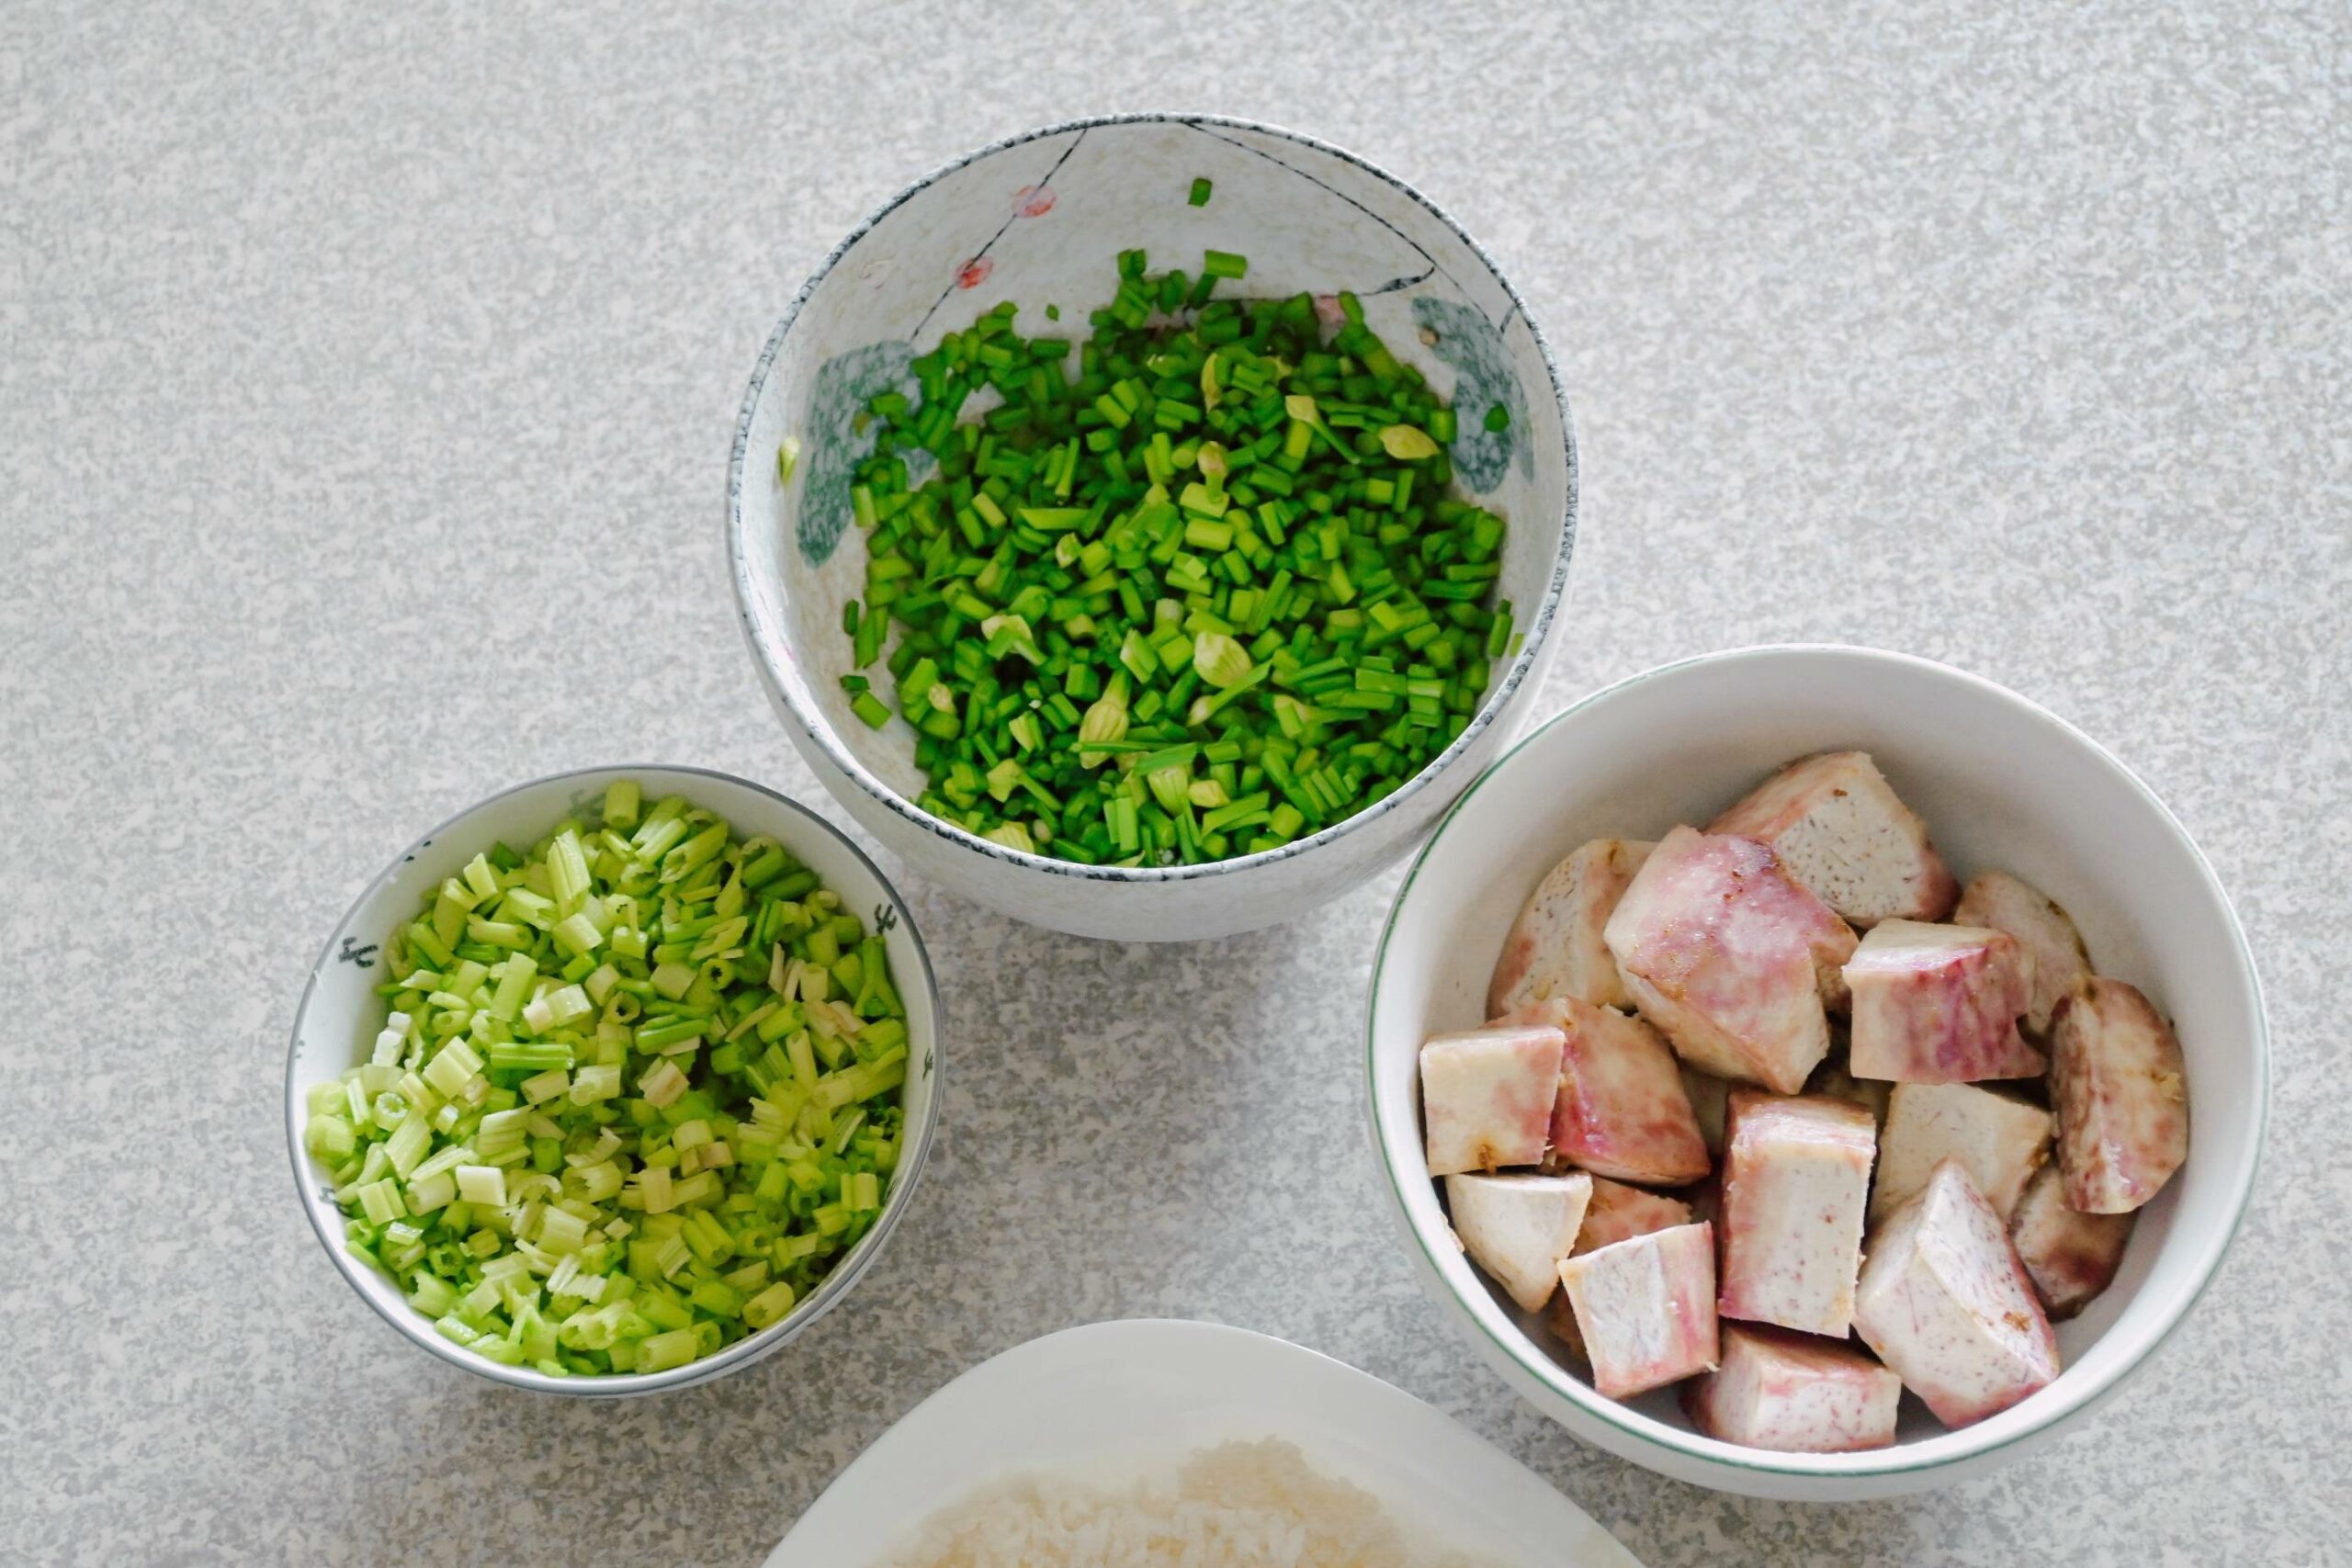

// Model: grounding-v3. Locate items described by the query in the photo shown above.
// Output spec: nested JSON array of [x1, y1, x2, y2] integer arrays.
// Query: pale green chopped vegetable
[[1377, 424, 1441, 461], [305, 784, 911, 1377]]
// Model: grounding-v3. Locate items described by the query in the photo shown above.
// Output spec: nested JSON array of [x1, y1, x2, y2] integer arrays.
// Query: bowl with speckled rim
[[1366, 646, 2266, 1499], [728, 112, 1575, 942], [284, 765, 941, 1395]]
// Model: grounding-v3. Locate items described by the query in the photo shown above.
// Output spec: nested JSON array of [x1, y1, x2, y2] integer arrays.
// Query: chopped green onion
[[1188, 176, 1214, 207]]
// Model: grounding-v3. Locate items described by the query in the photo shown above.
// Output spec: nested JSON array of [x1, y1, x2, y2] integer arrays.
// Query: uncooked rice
[[876, 1438, 1498, 1568]]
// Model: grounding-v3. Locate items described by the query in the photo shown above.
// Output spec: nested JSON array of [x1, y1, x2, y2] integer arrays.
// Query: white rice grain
[[876, 1438, 1495, 1568]]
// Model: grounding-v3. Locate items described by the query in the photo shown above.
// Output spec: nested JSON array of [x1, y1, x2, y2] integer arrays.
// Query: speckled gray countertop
[[5, 2, 2346, 1563]]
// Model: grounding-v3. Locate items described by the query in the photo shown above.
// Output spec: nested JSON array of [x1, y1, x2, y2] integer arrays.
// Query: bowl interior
[[1368, 647, 2264, 1481], [732, 115, 1570, 824], [286, 765, 941, 1394]]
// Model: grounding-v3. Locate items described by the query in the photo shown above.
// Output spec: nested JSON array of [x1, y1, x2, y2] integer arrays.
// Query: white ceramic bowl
[[285, 765, 943, 1395], [1365, 646, 2267, 1499], [728, 113, 1577, 942], [766, 1320, 1644, 1568]]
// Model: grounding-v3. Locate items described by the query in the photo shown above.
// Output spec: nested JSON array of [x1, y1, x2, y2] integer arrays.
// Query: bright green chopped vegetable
[[1187, 176, 1214, 207], [837, 251, 1512, 867], [305, 786, 911, 1377]]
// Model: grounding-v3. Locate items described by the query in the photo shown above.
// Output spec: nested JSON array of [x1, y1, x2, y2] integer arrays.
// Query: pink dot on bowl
[[956, 256, 994, 289], [1014, 186, 1057, 218]]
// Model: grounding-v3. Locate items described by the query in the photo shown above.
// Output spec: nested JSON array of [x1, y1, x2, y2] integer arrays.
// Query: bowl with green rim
[[285, 764, 943, 1394], [728, 113, 1576, 942], [1365, 645, 2265, 1497]]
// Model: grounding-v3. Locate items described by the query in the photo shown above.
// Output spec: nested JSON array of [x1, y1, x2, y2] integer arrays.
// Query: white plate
[[766, 1319, 1642, 1567]]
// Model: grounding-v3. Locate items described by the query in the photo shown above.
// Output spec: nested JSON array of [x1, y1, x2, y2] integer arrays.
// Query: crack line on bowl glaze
[[726, 111, 1579, 890], [1361, 644, 2269, 1479], [906, 126, 1090, 345], [1363, 264, 1439, 296], [283, 762, 945, 1398], [1177, 119, 1487, 329]]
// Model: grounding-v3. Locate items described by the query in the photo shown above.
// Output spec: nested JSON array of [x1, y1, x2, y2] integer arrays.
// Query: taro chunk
[[1506, 997, 1711, 1185], [1576, 1177, 1695, 1255], [1446, 1172, 1594, 1313], [1853, 1160, 2059, 1428], [1716, 1092, 1877, 1337], [1871, 1081, 2052, 1224], [1543, 1289, 1589, 1362], [1602, 826, 1858, 1095], [1683, 1324, 1902, 1453], [1954, 871, 2093, 1035], [1681, 1064, 1733, 1154], [1552, 1180, 1700, 1362], [1420, 1024, 1565, 1176], [2050, 978, 2188, 1213], [1487, 839, 1655, 1017], [1709, 750, 1957, 927], [2009, 1164, 2134, 1319], [1805, 1051, 1891, 1124], [1845, 920, 2044, 1083], [1556, 1223, 1720, 1399]]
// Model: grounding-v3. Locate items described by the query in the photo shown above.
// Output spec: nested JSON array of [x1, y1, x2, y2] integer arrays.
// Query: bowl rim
[[1363, 642, 2269, 1478], [283, 762, 944, 1396], [726, 109, 1578, 885]]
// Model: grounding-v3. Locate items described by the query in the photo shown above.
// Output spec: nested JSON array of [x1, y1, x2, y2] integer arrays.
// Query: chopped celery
[[303, 783, 911, 1377]]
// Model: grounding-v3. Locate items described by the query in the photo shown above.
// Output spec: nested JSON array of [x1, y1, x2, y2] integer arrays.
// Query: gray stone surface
[[4, 1, 2345, 1562]]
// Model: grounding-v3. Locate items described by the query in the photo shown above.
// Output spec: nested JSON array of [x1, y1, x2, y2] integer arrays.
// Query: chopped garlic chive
[[831, 259, 1508, 867], [1378, 424, 1441, 461], [1191, 631, 1252, 690], [984, 822, 1037, 854]]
